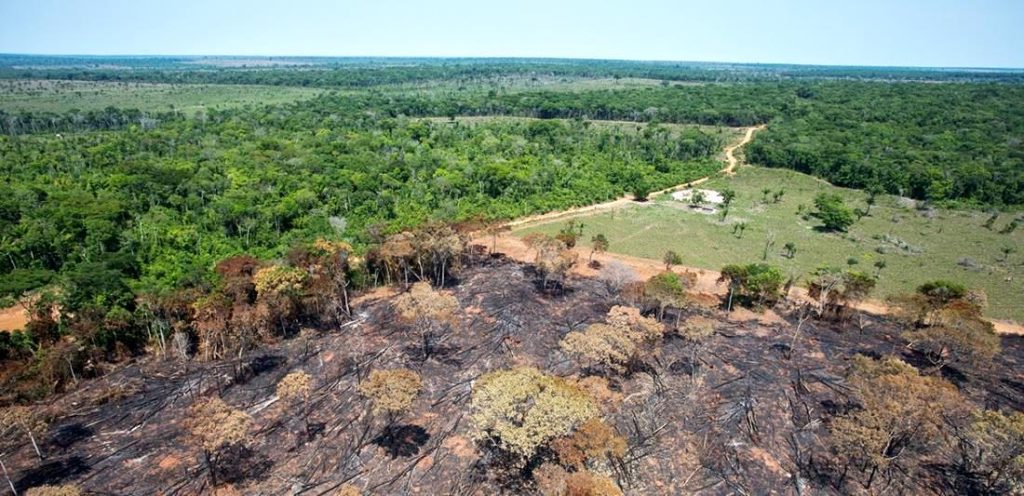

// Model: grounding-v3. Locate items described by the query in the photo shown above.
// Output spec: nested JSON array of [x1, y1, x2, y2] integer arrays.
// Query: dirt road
[[505, 125, 764, 230]]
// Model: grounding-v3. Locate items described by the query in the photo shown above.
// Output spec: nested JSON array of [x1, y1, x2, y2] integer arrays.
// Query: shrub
[[334, 483, 361, 496], [550, 418, 627, 469], [470, 367, 598, 460], [564, 471, 623, 496], [571, 376, 624, 413], [812, 192, 856, 231], [902, 313, 1000, 369], [534, 464, 622, 496], [277, 370, 312, 403], [679, 316, 715, 343], [918, 280, 968, 306]]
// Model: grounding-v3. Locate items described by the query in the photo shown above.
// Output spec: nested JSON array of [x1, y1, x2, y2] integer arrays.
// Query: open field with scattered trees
[[0, 79, 323, 115], [517, 166, 1024, 320]]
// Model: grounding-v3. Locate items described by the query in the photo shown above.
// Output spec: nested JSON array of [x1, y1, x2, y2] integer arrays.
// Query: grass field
[[518, 166, 1024, 321], [0, 79, 322, 115]]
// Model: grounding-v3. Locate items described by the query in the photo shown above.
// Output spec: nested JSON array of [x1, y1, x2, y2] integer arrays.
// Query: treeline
[[334, 82, 1024, 205], [0, 107, 184, 135], [746, 82, 1024, 206], [4, 57, 1024, 88]]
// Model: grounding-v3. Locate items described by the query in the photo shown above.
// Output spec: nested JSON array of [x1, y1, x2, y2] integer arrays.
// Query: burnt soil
[[2, 256, 1022, 495]]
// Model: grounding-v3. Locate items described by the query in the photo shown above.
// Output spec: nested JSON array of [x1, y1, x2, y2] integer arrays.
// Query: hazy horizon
[[3, 53, 1024, 71], [2, 0, 1023, 69]]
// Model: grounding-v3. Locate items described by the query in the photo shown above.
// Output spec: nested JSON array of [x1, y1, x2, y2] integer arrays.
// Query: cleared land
[[518, 166, 1024, 321], [0, 79, 322, 115]]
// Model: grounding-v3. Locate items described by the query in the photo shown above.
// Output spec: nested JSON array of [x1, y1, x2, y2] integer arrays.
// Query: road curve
[[504, 124, 765, 230]]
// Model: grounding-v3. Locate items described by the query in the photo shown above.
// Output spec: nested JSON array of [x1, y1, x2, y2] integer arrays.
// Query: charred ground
[[1, 255, 1022, 495]]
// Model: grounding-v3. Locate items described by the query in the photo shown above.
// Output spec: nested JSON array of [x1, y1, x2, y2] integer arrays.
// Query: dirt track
[[504, 125, 764, 230]]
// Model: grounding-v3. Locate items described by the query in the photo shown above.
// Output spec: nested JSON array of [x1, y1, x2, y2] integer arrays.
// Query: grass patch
[[518, 166, 1024, 321], [0, 79, 322, 115]]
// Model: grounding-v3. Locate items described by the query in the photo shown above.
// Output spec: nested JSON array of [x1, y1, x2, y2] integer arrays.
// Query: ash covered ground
[[3, 256, 1022, 495]]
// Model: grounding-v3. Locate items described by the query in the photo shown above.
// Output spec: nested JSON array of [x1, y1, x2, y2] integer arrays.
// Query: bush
[[24, 485, 81, 496], [917, 280, 968, 306], [550, 418, 627, 469], [902, 306, 1000, 369], [812, 192, 856, 231], [534, 464, 623, 496]]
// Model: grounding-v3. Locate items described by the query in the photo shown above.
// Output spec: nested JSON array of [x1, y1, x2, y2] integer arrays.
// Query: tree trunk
[[205, 449, 218, 487], [27, 429, 42, 460], [0, 456, 16, 496]]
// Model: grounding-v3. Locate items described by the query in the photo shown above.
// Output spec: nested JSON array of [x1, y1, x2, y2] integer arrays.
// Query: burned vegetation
[[0, 239, 1021, 495]]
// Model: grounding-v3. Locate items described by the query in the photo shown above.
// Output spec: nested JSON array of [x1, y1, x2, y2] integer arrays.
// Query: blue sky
[[1, 0, 1022, 68]]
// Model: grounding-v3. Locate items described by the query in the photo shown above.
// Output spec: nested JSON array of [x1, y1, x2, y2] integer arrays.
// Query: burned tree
[[186, 396, 254, 488], [276, 370, 313, 437], [393, 282, 460, 360], [589, 233, 609, 264], [892, 284, 1001, 370], [0, 405, 47, 460], [828, 355, 965, 491], [253, 264, 306, 336], [527, 234, 578, 294], [357, 369, 422, 419], [597, 260, 638, 297], [954, 409, 1024, 494], [470, 367, 598, 463], [717, 263, 785, 309], [807, 267, 876, 319], [644, 271, 692, 321], [372, 225, 467, 286], [288, 239, 355, 321], [560, 305, 665, 374]]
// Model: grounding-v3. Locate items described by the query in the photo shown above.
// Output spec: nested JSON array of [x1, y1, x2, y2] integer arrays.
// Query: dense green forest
[[5, 75, 1023, 205]]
